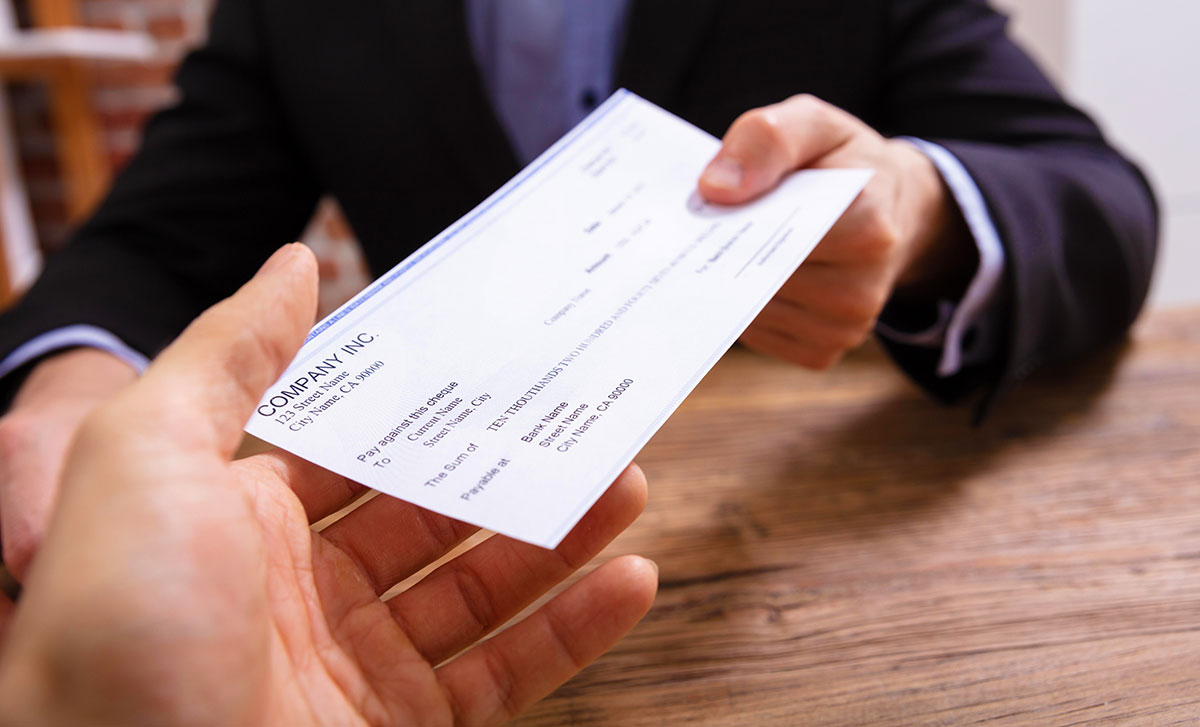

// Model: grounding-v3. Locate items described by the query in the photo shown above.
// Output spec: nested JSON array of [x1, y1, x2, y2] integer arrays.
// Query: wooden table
[[516, 307, 1200, 726]]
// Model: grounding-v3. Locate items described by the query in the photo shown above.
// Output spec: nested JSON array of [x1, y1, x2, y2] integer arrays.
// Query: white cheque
[[245, 90, 871, 548]]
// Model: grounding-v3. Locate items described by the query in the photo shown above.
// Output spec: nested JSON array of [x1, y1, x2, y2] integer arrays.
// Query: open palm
[[0, 244, 656, 726]]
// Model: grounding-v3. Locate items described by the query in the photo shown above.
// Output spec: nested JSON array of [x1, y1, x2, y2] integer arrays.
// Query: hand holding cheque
[[244, 92, 871, 548], [0, 244, 657, 726], [700, 94, 974, 371]]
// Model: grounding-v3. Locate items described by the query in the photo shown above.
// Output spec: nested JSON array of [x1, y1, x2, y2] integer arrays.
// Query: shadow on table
[[767, 336, 1132, 529], [628, 336, 1136, 593]]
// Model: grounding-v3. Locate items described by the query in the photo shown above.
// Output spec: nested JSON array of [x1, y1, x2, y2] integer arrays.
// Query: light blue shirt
[[466, 0, 630, 165], [0, 0, 1005, 384]]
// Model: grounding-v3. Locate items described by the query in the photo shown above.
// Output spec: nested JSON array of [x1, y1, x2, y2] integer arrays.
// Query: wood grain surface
[[4, 310, 1197, 724], [513, 307, 1200, 726]]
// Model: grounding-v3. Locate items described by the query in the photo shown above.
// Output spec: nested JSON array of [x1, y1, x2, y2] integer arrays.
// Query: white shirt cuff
[[878, 138, 1006, 377], [0, 325, 150, 380]]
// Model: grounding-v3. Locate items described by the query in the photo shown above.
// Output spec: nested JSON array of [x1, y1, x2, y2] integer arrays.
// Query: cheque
[[245, 90, 871, 548]]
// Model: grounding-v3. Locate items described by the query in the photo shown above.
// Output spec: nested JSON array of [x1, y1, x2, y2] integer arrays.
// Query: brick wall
[[9, 0, 368, 315]]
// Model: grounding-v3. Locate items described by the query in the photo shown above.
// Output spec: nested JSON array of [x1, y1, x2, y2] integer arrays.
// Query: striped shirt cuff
[[0, 325, 149, 380], [877, 138, 1006, 377]]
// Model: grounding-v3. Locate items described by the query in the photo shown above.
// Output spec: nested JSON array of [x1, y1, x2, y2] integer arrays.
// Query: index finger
[[698, 94, 861, 205]]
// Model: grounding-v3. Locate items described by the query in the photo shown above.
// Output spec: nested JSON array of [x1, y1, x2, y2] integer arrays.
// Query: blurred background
[[995, 0, 1198, 309], [0, 0, 1195, 316]]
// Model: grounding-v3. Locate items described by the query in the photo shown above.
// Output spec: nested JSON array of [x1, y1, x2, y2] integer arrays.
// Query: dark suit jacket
[[0, 0, 1158, 412]]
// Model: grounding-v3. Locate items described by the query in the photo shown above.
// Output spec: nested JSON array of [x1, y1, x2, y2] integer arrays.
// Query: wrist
[[12, 349, 138, 412], [888, 139, 975, 304]]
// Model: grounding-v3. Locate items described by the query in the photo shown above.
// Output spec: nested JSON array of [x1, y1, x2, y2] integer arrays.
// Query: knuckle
[[858, 215, 900, 263], [785, 93, 858, 134], [732, 106, 770, 132], [786, 344, 838, 371], [830, 293, 881, 326], [824, 329, 851, 352], [855, 287, 890, 321], [786, 93, 823, 114], [208, 319, 289, 406], [413, 505, 465, 554], [821, 324, 865, 354], [479, 644, 522, 720], [227, 315, 280, 368], [843, 324, 874, 350], [731, 108, 787, 152], [807, 351, 841, 371], [450, 562, 499, 635]]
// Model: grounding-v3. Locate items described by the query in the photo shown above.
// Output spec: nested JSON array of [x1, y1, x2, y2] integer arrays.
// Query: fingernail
[[701, 157, 744, 190], [258, 243, 300, 276], [647, 558, 659, 577]]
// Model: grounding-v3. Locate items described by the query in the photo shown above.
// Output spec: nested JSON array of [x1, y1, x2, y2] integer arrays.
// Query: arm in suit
[[684, 0, 1156, 412], [0, 0, 319, 368], [0, 0, 316, 576], [879, 0, 1157, 406]]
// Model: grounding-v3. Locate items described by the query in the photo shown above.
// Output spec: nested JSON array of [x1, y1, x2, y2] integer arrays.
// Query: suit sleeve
[[0, 0, 320, 369], [874, 0, 1158, 409]]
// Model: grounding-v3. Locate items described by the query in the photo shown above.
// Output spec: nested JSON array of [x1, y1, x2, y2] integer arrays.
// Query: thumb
[[698, 94, 858, 205], [134, 243, 318, 458]]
